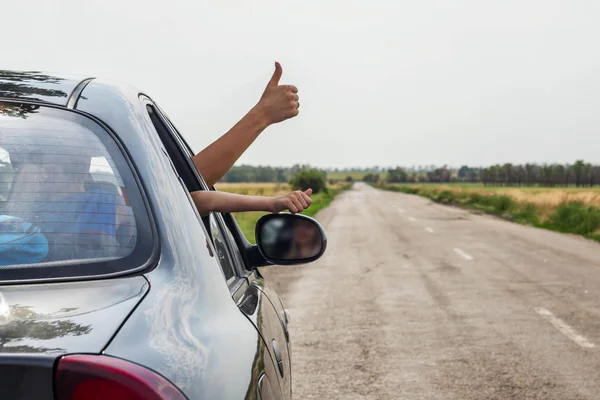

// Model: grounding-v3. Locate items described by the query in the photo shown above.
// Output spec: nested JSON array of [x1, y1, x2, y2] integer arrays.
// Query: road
[[261, 182, 600, 399]]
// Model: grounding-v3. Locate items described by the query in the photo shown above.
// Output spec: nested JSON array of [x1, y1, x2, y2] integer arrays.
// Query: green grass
[[375, 183, 600, 242], [232, 211, 270, 245], [233, 183, 352, 243], [545, 202, 600, 236]]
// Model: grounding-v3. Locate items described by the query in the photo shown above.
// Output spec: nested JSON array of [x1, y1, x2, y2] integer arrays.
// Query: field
[[375, 183, 600, 241], [386, 183, 600, 212], [215, 182, 351, 243]]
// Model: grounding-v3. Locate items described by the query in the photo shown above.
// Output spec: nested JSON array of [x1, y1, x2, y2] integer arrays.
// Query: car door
[[144, 98, 291, 400], [211, 210, 292, 399], [218, 211, 293, 397]]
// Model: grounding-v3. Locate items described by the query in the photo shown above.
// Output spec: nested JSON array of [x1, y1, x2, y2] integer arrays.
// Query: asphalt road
[[261, 182, 600, 400]]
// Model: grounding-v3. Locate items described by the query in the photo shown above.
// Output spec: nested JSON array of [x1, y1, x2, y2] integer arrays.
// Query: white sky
[[3, 1, 600, 168]]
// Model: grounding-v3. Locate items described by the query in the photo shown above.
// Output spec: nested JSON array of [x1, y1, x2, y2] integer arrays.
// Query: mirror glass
[[258, 215, 324, 262]]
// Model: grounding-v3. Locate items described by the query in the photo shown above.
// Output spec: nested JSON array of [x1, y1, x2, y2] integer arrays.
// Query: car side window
[[144, 99, 244, 283], [0, 103, 146, 271], [169, 167, 238, 283], [148, 109, 249, 274]]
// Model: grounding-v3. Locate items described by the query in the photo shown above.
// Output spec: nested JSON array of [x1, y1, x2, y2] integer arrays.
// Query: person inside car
[[6, 151, 126, 261]]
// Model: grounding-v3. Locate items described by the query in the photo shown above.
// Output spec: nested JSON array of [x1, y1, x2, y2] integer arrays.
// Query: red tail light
[[55, 354, 186, 400]]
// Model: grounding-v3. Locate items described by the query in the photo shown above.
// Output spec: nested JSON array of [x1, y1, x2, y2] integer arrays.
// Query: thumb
[[267, 61, 282, 87], [304, 188, 313, 196]]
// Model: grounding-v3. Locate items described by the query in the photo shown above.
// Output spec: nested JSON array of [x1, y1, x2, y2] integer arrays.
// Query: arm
[[191, 189, 312, 216], [192, 62, 300, 187], [192, 108, 269, 188]]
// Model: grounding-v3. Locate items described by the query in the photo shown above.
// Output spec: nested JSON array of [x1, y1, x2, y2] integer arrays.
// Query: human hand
[[271, 189, 312, 214], [255, 62, 300, 125]]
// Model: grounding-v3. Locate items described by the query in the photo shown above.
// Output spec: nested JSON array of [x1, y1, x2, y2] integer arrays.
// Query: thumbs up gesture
[[256, 62, 300, 125], [271, 189, 313, 214]]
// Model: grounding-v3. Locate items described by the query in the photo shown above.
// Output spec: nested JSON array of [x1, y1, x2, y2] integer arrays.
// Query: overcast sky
[[4, 1, 600, 168]]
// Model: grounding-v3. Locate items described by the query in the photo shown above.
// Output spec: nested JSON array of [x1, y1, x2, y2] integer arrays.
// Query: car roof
[[0, 69, 167, 163], [0, 70, 97, 107], [0, 69, 149, 117]]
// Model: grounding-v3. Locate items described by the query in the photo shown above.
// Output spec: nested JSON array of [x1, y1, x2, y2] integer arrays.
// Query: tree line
[[385, 160, 600, 187], [222, 164, 328, 183], [221, 161, 600, 187]]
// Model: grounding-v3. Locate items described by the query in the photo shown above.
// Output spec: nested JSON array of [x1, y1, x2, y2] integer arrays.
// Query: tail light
[[55, 354, 186, 400]]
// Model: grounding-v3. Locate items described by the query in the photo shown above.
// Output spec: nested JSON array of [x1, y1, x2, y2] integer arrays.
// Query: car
[[0, 70, 328, 400]]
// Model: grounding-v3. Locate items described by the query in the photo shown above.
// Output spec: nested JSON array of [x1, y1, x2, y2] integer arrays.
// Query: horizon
[[230, 159, 600, 171]]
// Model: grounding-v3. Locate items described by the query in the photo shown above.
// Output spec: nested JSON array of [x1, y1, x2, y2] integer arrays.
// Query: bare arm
[[192, 62, 300, 187], [191, 189, 312, 216], [192, 108, 269, 188]]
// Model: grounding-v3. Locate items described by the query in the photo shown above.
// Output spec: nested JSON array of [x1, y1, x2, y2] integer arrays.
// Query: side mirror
[[255, 213, 327, 265]]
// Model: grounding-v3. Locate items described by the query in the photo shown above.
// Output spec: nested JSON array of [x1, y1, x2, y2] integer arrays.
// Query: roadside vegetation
[[217, 161, 600, 242], [374, 183, 600, 242]]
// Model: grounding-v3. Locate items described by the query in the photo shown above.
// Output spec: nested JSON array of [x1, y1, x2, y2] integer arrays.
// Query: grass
[[216, 181, 352, 243], [375, 183, 600, 242]]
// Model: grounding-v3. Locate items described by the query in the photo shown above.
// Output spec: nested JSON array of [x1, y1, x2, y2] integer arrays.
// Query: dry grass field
[[391, 183, 600, 218]]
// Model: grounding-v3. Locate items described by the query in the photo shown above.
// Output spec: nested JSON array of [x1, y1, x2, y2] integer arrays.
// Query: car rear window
[[0, 102, 154, 280]]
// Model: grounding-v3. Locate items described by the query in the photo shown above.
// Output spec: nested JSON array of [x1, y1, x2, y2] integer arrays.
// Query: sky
[[3, 1, 600, 169]]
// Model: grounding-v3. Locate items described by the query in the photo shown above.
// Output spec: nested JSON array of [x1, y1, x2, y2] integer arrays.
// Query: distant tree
[[458, 165, 470, 180], [585, 162, 594, 187], [467, 169, 480, 183], [345, 175, 354, 182], [516, 165, 525, 186], [427, 166, 451, 183], [363, 173, 380, 183], [573, 160, 585, 187], [386, 167, 408, 183], [502, 163, 514, 186], [289, 169, 327, 194]]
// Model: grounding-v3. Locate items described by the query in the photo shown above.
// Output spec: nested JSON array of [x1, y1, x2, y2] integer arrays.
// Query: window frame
[[161, 148, 239, 285], [149, 103, 257, 274], [141, 96, 250, 286], [0, 101, 158, 284]]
